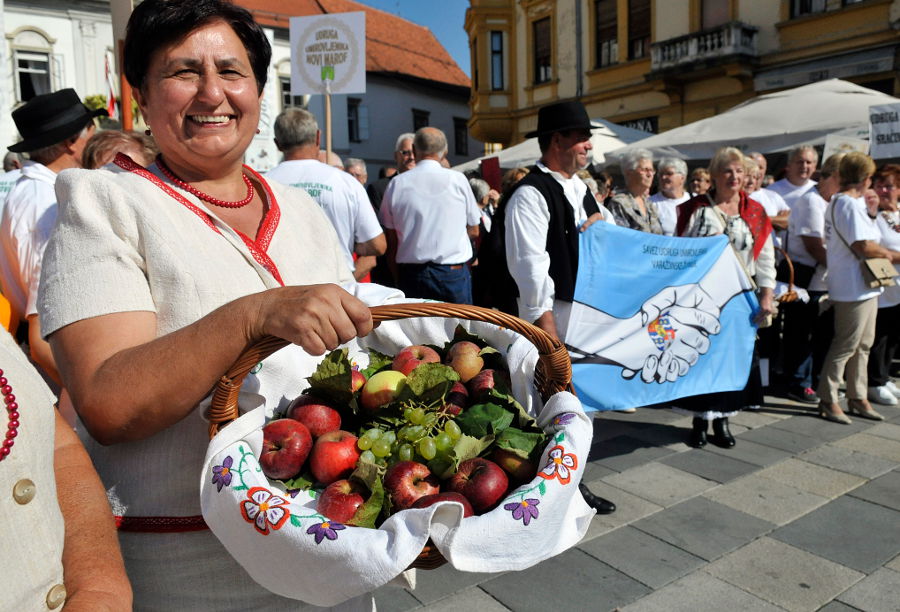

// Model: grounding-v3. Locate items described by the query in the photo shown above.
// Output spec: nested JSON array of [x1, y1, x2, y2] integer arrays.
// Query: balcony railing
[[650, 21, 758, 72]]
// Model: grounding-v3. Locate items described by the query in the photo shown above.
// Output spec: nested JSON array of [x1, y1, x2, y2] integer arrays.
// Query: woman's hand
[[579, 212, 605, 232], [249, 284, 373, 355], [754, 287, 777, 326]]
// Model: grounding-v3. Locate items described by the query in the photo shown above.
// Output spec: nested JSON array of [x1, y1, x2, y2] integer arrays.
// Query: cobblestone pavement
[[374, 394, 900, 612]]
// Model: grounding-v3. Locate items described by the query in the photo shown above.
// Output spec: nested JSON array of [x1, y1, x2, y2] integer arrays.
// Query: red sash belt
[[115, 515, 209, 533]]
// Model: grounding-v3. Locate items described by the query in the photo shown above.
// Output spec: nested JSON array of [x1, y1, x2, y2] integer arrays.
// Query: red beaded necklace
[[0, 369, 19, 461], [157, 156, 255, 209]]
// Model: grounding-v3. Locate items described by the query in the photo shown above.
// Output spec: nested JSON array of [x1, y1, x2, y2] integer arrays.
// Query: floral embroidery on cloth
[[212, 456, 234, 492], [538, 445, 578, 485], [241, 487, 291, 535], [504, 499, 540, 526], [307, 521, 346, 544]]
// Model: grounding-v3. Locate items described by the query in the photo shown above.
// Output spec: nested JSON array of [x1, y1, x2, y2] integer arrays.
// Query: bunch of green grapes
[[356, 402, 462, 468]]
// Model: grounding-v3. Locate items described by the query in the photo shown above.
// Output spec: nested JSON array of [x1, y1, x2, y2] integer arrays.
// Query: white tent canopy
[[452, 118, 651, 174], [605, 79, 900, 163]]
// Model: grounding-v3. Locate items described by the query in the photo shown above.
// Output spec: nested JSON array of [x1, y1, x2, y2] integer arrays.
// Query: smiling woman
[[35, 0, 376, 609]]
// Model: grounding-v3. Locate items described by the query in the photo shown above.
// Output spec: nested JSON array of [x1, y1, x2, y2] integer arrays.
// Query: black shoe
[[710, 417, 736, 448], [578, 483, 616, 514], [787, 386, 819, 404], [688, 417, 708, 448]]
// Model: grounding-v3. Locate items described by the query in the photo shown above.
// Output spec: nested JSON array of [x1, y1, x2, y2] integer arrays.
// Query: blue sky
[[355, 0, 472, 77]]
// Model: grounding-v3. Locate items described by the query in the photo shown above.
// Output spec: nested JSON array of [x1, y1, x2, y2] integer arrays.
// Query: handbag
[[830, 202, 898, 289]]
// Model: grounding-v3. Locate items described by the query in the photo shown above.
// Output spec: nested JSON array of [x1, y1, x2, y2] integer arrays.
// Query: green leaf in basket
[[280, 470, 315, 492], [361, 349, 393, 378], [455, 402, 514, 438], [307, 349, 353, 405], [485, 386, 541, 433], [428, 433, 493, 479], [347, 477, 383, 528], [399, 363, 459, 403], [449, 324, 486, 348], [494, 427, 548, 460]]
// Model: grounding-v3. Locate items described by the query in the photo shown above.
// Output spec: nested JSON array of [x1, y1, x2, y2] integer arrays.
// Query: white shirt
[[787, 188, 828, 291], [0, 162, 58, 321], [266, 159, 382, 273], [648, 191, 690, 236], [505, 162, 591, 330], [0, 168, 23, 204], [767, 177, 816, 209], [751, 188, 790, 248], [824, 193, 883, 302], [379, 159, 480, 264], [875, 211, 900, 308]]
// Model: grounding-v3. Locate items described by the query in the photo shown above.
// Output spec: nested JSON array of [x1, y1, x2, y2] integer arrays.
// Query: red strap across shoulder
[[114, 153, 284, 285]]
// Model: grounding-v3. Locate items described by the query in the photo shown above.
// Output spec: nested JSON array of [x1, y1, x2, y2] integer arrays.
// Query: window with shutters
[[347, 98, 368, 142]]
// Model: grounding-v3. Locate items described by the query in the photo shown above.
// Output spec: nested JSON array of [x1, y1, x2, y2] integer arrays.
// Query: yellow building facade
[[466, 0, 900, 147]]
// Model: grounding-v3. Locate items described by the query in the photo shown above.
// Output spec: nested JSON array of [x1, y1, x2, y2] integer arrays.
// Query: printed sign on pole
[[822, 133, 869, 161], [870, 103, 900, 159], [289, 12, 366, 95]]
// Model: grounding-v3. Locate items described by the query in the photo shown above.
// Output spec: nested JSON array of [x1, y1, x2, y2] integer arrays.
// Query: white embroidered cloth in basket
[[199, 311, 595, 607]]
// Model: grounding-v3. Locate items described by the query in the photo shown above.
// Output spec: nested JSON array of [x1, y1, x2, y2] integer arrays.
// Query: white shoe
[[886, 380, 900, 398], [617, 407, 637, 413], [867, 385, 898, 406]]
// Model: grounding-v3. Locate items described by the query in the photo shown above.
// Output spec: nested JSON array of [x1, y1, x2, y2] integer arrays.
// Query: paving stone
[[579, 526, 706, 589], [738, 426, 824, 454], [767, 412, 872, 442], [589, 435, 677, 471], [836, 567, 900, 612], [771, 496, 900, 573], [756, 458, 865, 498], [865, 422, 900, 442], [706, 537, 864, 611], [702, 436, 794, 467], [818, 601, 864, 612], [479, 548, 651, 612], [418, 587, 511, 612], [703, 472, 829, 525], [579, 483, 664, 541], [622, 421, 696, 449], [847, 470, 900, 511], [833, 433, 900, 461], [633, 497, 774, 561], [373, 585, 424, 612], [601, 463, 716, 507], [401, 563, 503, 605], [583, 461, 618, 482], [886, 553, 900, 572], [799, 444, 898, 479], [731, 409, 794, 429], [618, 571, 785, 612], [659, 448, 760, 483]]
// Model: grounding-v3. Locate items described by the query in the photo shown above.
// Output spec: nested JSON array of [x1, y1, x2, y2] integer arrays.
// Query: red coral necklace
[[0, 369, 19, 461], [157, 156, 255, 209]]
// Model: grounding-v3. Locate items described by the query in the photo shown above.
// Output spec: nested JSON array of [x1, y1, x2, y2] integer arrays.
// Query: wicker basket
[[775, 247, 799, 303], [206, 302, 574, 570]]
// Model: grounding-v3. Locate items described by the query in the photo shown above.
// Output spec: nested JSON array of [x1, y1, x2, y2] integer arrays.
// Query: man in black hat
[[0, 88, 106, 383], [500, 100, 616, 514]]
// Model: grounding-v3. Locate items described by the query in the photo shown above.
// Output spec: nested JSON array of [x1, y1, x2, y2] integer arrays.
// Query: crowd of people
[[1, 0, 898, 609]]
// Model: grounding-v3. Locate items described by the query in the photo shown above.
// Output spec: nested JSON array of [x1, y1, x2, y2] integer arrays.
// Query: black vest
[[506, 167, 599, 302]]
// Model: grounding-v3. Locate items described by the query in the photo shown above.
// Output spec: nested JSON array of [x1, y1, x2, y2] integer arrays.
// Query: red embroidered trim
[[676, 191, 772, 260], [115, 514, 209, 533], [114, 154, 284, 285]]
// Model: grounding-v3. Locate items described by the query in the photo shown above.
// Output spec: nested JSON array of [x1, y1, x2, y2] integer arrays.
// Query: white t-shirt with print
[[824, 193, 883, 302]]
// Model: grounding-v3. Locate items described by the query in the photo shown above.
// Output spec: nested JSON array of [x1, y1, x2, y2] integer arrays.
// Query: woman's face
[[134, 20, 261, 175], [714, 161, 744, 196], [874, 175, 899, 210], [744, 168, 761, 193], [626, 159, 655, 193], [690, 174, 710, 194]]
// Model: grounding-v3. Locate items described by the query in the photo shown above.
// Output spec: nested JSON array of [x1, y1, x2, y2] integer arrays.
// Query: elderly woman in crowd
[[648, 156, 690, 236], [689, 167, 711, 196], [818, 153, 900, 424], [675, 147, 777, 448], [82, 129, 157, 169], [780, 153, 844, 405], [607, 148, 663, 233], [37, 0, 375, 608], [867, 164, 900, 406]]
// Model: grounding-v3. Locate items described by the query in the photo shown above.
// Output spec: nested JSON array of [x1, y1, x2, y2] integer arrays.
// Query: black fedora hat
[[525, 100, 601, 138], [8, 88, 108, 153]]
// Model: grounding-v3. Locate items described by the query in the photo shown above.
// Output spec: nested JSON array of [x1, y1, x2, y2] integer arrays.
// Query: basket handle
[[206, 303, 572, 439], [775, 247, 798, 303]]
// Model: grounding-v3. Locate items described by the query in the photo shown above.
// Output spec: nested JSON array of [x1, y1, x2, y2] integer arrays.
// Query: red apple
[[392, 345, 441, 375], [445, 341, 484, 383], [446, 457, 509, 514], [492, 447, 538, 485], [317, 479, 367, 524], [441, 381, 469, 415], [351, 369, 366, 393], [260, 419, 313, 480], [309, 430, 361, 485], [467, 369, 511, 401], [360, 370, 407, 412], [287, 395, 342, 438], [383, 460, 440, 511], [411, 491, 474, 517]]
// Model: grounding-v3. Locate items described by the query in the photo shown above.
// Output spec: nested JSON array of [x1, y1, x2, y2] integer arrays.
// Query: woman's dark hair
[[124, 0, 271, 95]]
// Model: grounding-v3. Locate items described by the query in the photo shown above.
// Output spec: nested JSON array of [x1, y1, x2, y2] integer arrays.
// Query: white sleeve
[[462, 177, 481, 226], [754, 233, 776, 290], [378, 180, 396, 230], [505, 185, 554, 323], [348, 178, 383, 243]]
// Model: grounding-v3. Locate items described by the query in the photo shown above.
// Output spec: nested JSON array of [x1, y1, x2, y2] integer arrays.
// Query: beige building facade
[[465, 0, 900, 147]]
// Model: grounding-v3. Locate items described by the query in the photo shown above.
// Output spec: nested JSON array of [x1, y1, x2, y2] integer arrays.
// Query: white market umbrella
[[605, 79, 900, 162], [453, 118, 651, 174]]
